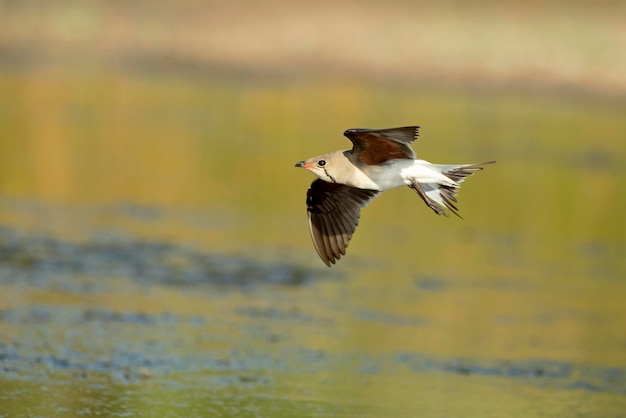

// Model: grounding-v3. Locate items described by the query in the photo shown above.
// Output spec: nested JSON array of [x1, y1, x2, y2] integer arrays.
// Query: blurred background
[[0, 1, 625, 416]]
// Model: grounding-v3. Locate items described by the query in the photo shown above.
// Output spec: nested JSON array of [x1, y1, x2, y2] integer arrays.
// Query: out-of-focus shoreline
[[0, 1, 624, 97]]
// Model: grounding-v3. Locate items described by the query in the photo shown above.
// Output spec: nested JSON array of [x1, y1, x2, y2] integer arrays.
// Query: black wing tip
[[318, 251, 336, 267], [409, 126, 420, 140], [313, 236, 341, 267], [323, 256, 337, 267], [344, 126, 419, 139]]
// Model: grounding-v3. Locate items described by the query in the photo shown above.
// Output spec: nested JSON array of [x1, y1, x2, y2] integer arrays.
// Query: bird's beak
[[295, 161, 312, 168]]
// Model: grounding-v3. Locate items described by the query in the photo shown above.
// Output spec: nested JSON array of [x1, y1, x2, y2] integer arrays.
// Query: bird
[[295, 126, 494, 266]]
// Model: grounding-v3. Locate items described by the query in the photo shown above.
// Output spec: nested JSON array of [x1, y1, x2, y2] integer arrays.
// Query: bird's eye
[[317, 160, 326, 167]]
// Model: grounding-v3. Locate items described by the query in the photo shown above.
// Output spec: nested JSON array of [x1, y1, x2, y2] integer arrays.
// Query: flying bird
[[295, 126, 494, 266]]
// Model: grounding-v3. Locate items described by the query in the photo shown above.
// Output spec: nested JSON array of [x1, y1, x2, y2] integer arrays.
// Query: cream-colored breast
[[331, 152, 382, 190]]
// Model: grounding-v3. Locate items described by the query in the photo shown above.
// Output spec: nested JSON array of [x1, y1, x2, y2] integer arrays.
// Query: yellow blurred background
[[0, 1, 625, 416]]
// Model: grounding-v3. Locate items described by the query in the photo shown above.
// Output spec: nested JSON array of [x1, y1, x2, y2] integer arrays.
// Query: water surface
[[0, 69, 625, 417]]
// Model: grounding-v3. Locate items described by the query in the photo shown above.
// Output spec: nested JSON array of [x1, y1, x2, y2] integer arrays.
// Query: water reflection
[[0, 68, 625, 416]]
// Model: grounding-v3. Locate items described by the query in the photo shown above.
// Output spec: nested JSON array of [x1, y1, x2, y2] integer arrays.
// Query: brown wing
[[344, 126, 419, 165], [306, 179, 380, 266]]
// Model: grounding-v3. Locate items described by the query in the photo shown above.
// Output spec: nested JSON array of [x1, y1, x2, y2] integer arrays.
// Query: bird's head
[[295, 152, 340, 183]]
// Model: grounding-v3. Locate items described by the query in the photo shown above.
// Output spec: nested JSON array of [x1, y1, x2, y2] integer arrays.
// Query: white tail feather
[[409, 161, 495, 217]]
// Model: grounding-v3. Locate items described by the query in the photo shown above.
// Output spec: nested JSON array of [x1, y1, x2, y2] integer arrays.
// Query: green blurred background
[[0, 1, 625, 417]]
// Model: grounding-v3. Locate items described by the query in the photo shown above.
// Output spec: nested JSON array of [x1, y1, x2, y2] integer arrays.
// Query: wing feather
[[344, 126, 419, 165], [306, 179, 380, 266]]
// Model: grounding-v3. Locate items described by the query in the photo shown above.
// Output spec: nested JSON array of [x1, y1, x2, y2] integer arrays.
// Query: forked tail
[[409, 161, 495, 218]]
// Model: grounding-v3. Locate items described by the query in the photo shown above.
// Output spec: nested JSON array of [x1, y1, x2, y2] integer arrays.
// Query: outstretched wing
[[344, 126, 419, 165], [306, 179, 380, 266]]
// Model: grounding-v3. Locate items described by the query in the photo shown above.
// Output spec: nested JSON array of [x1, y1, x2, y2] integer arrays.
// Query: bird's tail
[[409, 161, 495, 218]]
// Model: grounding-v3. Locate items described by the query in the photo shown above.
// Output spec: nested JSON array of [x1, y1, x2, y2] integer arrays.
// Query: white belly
[[367, 159, 453, 191]]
